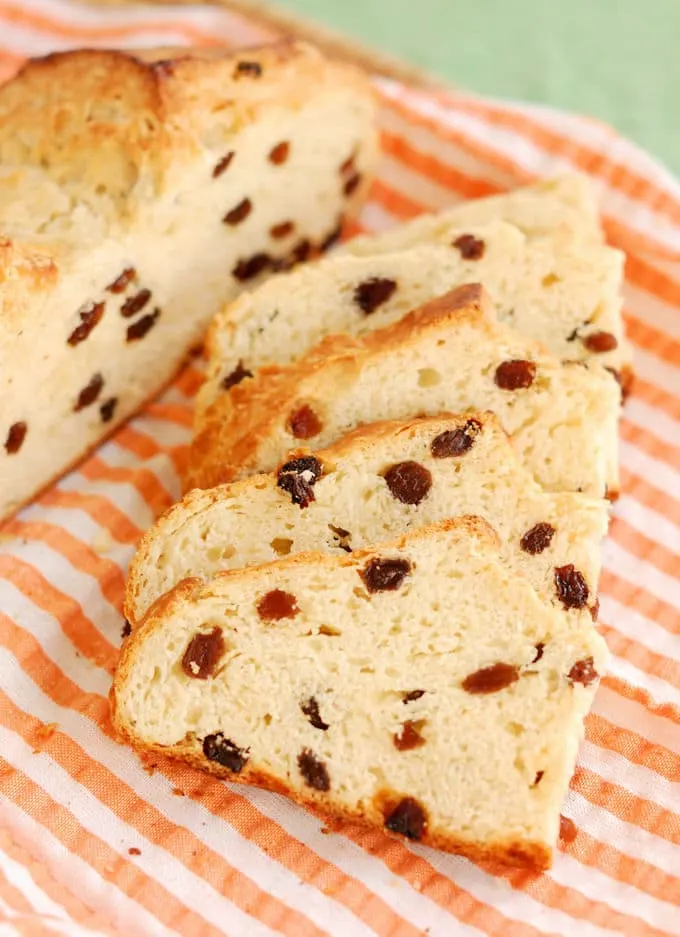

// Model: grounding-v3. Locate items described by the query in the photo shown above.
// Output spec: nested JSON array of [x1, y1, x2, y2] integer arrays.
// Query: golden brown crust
[[0, 42, 375, 204], [185, 283, 508, 489], [124, 411, 503, 623]]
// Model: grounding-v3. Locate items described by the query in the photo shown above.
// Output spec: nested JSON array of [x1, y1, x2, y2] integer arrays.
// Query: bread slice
[[0, 44, 378, 522], [187, 284, 620, 496], [197, 218, 626, 418], [344, 174, 603, 252], [112, 517, 608, 870], [127, 412, 607, 626]]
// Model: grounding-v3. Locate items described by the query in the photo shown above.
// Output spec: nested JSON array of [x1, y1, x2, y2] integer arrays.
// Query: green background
[[271, 0, 678, 176]]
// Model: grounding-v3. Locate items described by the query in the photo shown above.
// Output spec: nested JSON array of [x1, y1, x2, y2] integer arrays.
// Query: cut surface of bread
[[198, 218, 626, 418], [187, 285, 621, 496], [344, 174, 603, 252], [0, 43, 378, 522], [127, 413, 607, 626], [113, 518, 608, 870]]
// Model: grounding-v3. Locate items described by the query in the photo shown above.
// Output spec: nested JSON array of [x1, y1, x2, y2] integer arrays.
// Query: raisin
[[234, 60, 262, 78], [279, 455, 323, 482], [277, 456, 322, 508], [181, 627, 225, 679], [222, 360, 253, 391], [67, 301, 104, 345], [383, 461, 432, 505], [4, 421, 27, 454], [532, 770, 545, 787], [494, 359, 537, 390], [582, 331, 618, 353], [453, 233, 485, 260], [394, 720, 426, 751], [232, 253, 271, 281], [287, 405, 322, 440], [532, 642, 545, 664], [223, 198, 252, 226], [107, 268, 136, 293], [402, 689, 425, 704], [384, 797, 427, 841], [213, 151, 234, 177], [120, 289, 151, 319], [554, 565, 589, 609], [431, 419, 481, 458], [462, 662, 520, 694], [340, 152, 356, 175], [320, 220, 343, 252], [567, 657, 599, 686], [301, 697, 329, 731], [560, 815, 578, 843], [126, 309, 160, 341], [590, 598, 600, 622], [298, 749, 330, 791], [328, 524, 352, 552], [343, 172, 362, 196], [203, 733, 249, 772], [100, 397, 118, 423], [269, 141, 290, 164], [270, 220, 295, 240], [74, 373, 104, 411], [292, 239, 311, 263], [121, 619, 132, 638], [360, 557, 411, 593], [520, 522, 555, 555], [257, 589, 299, 621], [353, 277, 397, 315]]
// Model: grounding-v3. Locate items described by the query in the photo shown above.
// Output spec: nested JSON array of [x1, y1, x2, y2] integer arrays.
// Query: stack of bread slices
[[113, 174, 624, 870]]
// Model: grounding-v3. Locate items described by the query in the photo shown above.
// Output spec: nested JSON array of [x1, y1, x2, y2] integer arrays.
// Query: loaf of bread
[[127, 412, 607, 626], [112, 517, 608, 870], [0, 43, 378, 522], [197, 217, 626, 419], [187, 284, 621, 496]]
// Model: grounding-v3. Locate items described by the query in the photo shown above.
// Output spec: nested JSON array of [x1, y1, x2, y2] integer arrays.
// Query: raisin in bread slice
[[198, 218, 626, 418], [345, 174, 603, 252], [0, 44, 378, 522], [187, 284, 620, 496], [112, 517, 608, 870], [127, 412, 607, 626]]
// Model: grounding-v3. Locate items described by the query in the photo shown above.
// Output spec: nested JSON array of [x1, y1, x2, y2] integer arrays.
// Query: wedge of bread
[[344, 174, 603, 251], [112, 518, 608, 870], [187, 284, 620, 496], [0, 43, 378, 522], [198, 218, 626, 418], [127, 413, 607, 626]]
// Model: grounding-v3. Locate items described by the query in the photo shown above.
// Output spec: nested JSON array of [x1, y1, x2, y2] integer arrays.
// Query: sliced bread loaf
[[112, 517, 608, 870], [187, 284, 621, 496], [0, 43, 377, 522], [127, 413, 607, 626], [198, 218, 626, 418]]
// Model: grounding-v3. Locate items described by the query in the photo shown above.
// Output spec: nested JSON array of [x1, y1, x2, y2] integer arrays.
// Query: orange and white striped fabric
[[1, 2, 679, 935]]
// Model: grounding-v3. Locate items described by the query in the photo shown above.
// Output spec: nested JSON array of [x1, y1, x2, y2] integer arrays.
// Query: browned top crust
[[0, 42, 373, 209], [186, 283, 503, 487]]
